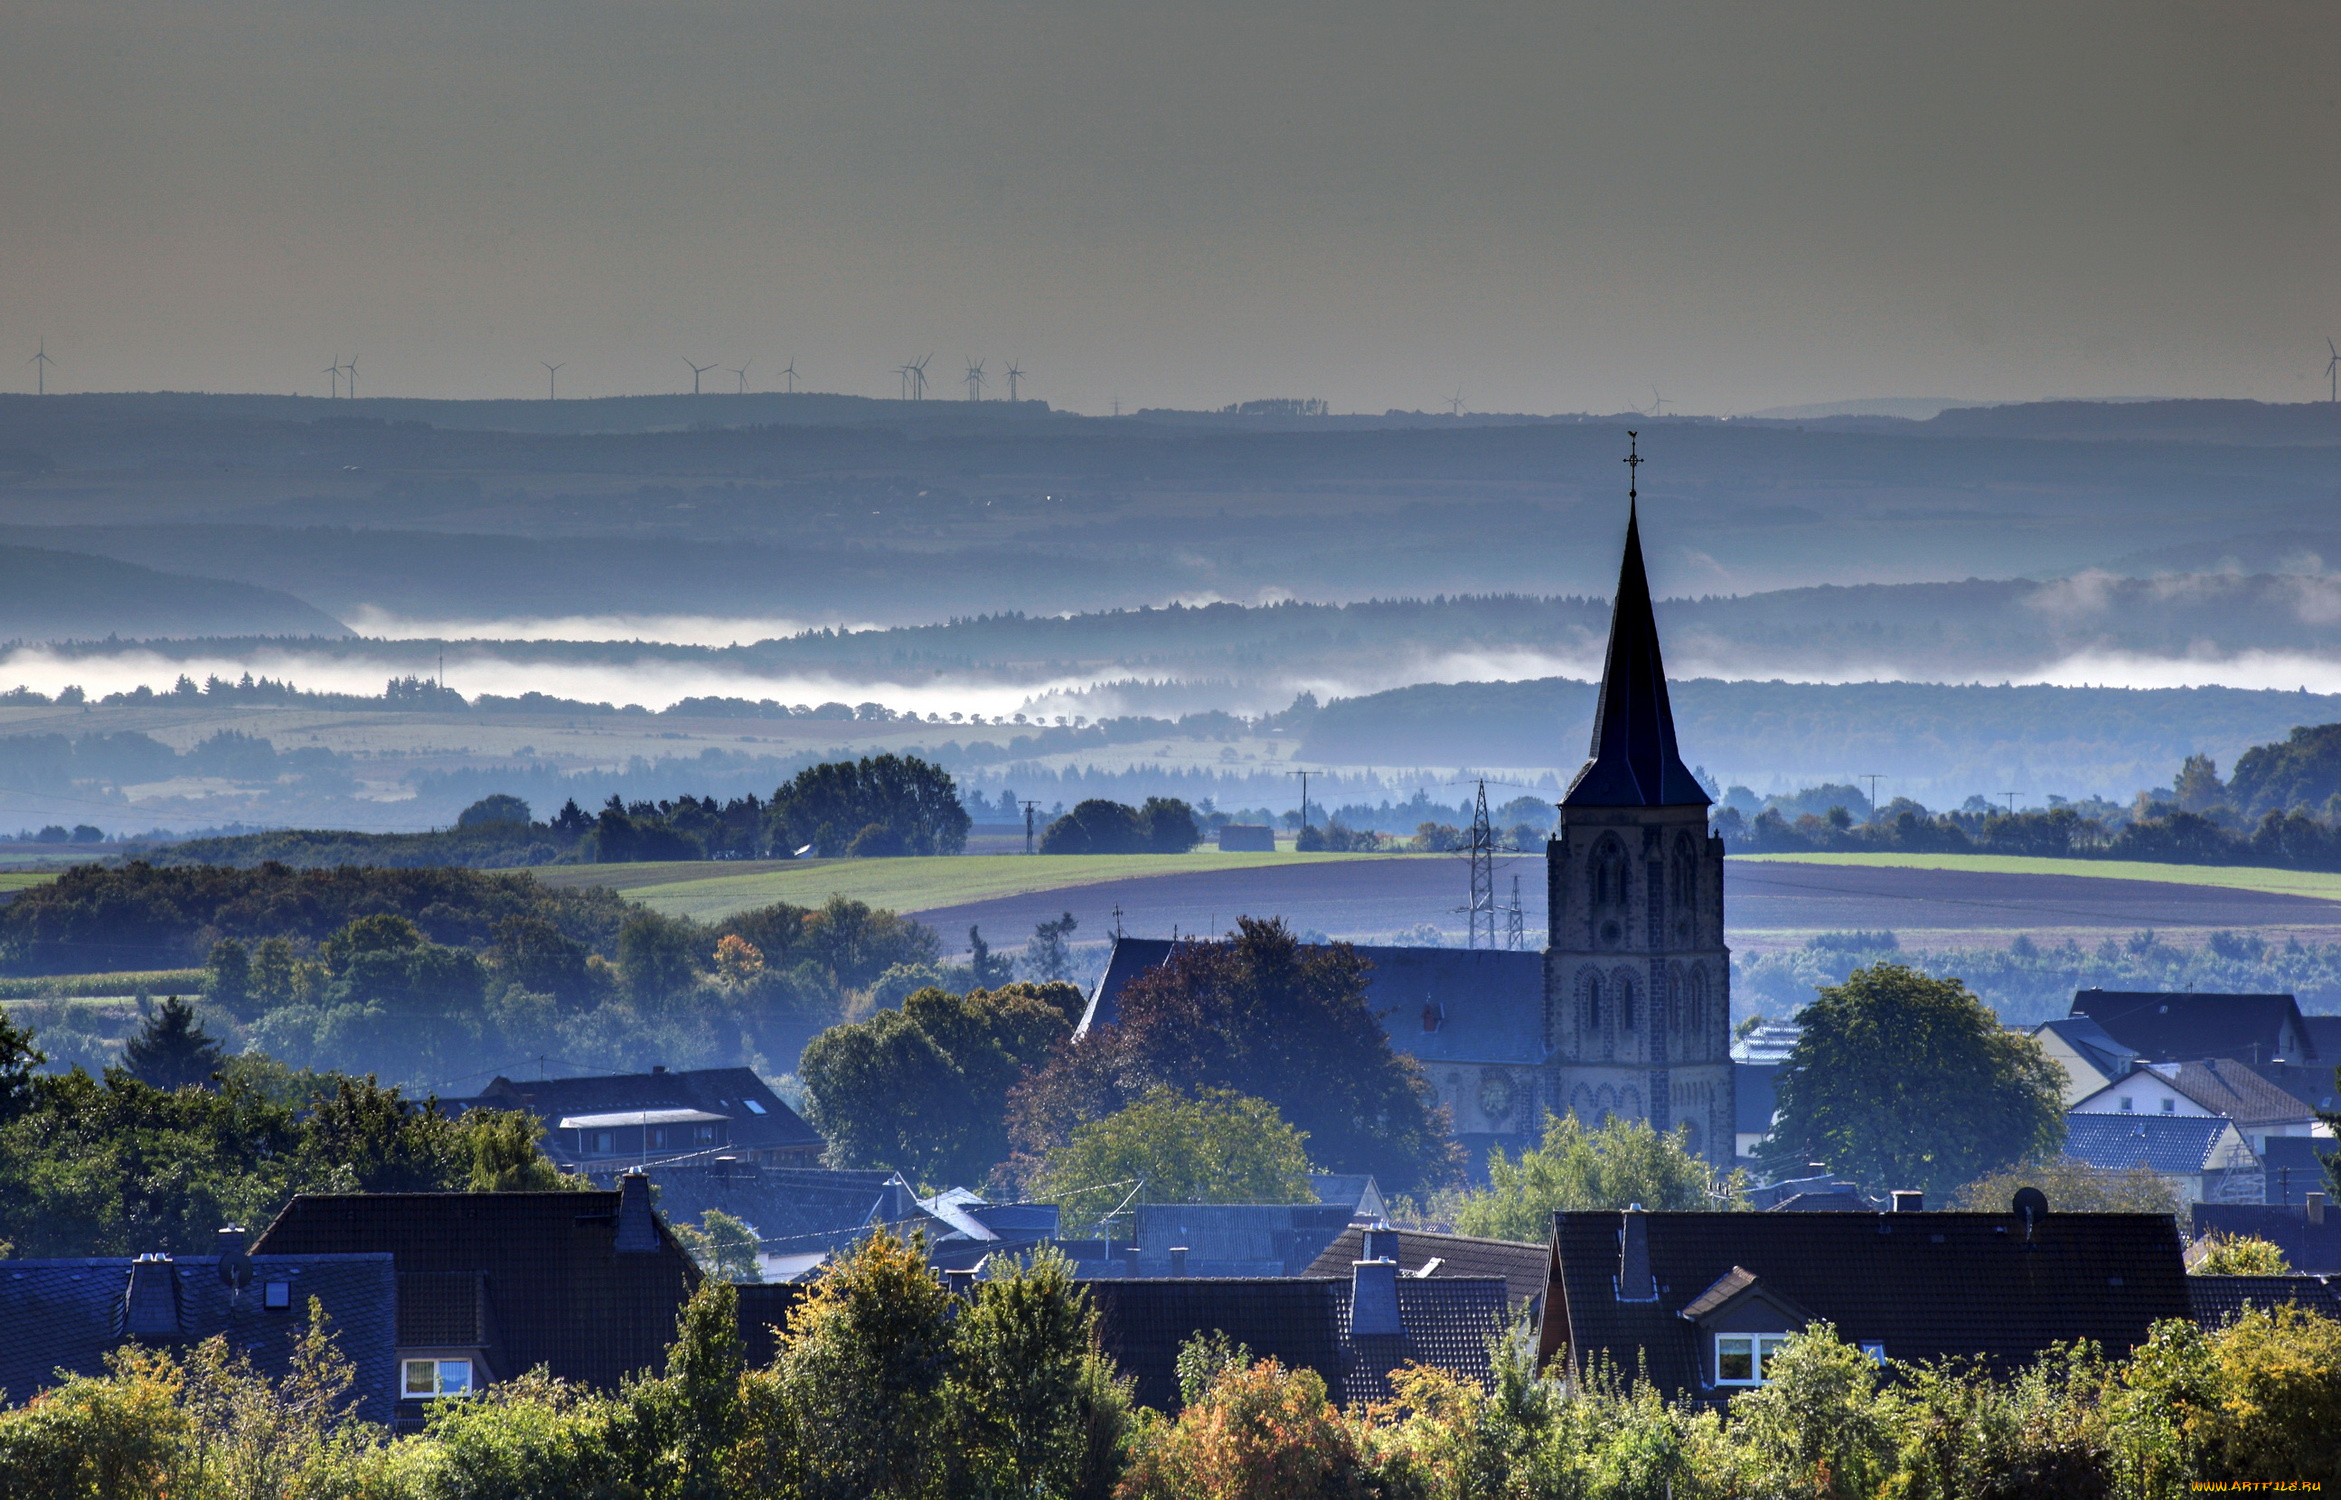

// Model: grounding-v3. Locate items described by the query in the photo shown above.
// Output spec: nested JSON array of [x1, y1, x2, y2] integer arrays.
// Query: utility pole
[[1464, 779, 1496, 950], [1859, 774, 1883, 820], [1112, 904, 1123, 940], [1286, 769, 1313, 842], [1998, 791, 2023, 815], [1020, 799, 1041, 855]]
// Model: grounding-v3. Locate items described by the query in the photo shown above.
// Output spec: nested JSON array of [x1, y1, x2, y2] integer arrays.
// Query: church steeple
[[1562, 433, 1709, 809]]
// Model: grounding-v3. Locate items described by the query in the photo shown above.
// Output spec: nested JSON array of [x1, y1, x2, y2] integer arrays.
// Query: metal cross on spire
[[1624, 428, 1642, 503]]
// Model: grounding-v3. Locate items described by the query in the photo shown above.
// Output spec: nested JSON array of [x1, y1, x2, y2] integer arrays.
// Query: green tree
[[770, 754, 972, 858], [617, 911, 703, 1006], [947, 1247, 1131, 1500], [206, 938, 252, 1015], [1453, 1112, 1742, 1242], [1023, 911, 1078, 983], [121, 996, 226, 1090], [673, 1208, 765, 1282], [1764, 963, 2065, 1197], [1139, 797, 1201, 853], [968, 925, 1013, 989], [1039, 800, 1147, 855], [1009, 918, 1459, 1195], [457, 1107, 582, 1191], [2191, 1233, 2290, 1275], [1952, 1158, 2183, 1218], [457, 793, 533, 828], [1729, 1323, 1893, 1498], [1042, 1088, 1314, 1231], [0, 1006, 44, 1123], [802, 982, 1081, 1185], [777, 1228, 958, 1500]]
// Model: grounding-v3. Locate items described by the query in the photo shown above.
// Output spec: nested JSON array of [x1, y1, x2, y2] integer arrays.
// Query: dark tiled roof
[[465, 1067, 823, 1165], [1085, 1275, 1510, 1411], [2064, 1114, 2245, 1174], [2192, 1204, 2341, 1276], [2259, 1137, 2340, 1209], [2034, 1016, 2139, 1082], [0, 1254, 398, 1423], [1079, 937, 1547, 1066], [2253, 1061, 2341, 1115], [2186, 1274, 2341, 1326], [612, 1163, 920, 1244], [1540, 1209, 2188, 1398], [2165, 1059, 2321, 1128], [1304, 1227, 1550, 1308], [1561, 502, 1709, 809], [2070, 991, 2312, 1066], [250, 1191, 698, 1391], [2302, 1015, 2341, 1061], [734, 1282, 808, 1370], [1770, 1190, 1874, 1212]]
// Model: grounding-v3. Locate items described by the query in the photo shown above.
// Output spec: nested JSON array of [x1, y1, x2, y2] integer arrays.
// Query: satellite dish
[[2011, 1187, 2049, 1228], [217, 1248, 253, 1291]]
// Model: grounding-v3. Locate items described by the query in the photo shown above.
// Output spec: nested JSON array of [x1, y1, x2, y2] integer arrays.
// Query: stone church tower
[[1545, 445, 1734, 1168]]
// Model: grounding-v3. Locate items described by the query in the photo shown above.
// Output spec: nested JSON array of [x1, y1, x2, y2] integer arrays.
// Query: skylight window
[[743, 1099, 768, 1115]]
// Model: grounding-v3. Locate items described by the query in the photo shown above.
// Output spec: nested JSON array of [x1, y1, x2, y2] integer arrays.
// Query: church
[[1080, 440, 1735, 1171]]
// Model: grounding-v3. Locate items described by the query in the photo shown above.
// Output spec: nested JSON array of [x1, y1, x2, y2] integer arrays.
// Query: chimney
[[1891, 1190, 1924, 1213], [1361, 1224, 1400, 1264], [1168, 1246, 1189, 1276], [651, 1064, 667, 1076], [1617, 1206, 1655, 1301], [2309, 1192, 2328, 1226], [1121, 1246, 1142, 1278], [1351, 1255, 1402, 1337], [615, 1170, 661, 1253], [124, 1254, 181, 1338]]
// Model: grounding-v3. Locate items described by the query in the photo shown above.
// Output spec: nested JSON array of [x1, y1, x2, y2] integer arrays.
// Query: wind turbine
[[2327, 338, 2338, 404], [343, 355, 359, 399], [28, 339, 54, 395], [908, 354, 931, 401], [542, 360, 565, 400], [963, 358, 985, 401], [324, 356, 343, 399], [1648, 385, 1669, 417], [780, 360, 798, 393], [1445, 388, 1466, 417], [727, 360, 753, 394], [1003, 362, 1027, 402], [683, 357, 716, 395]]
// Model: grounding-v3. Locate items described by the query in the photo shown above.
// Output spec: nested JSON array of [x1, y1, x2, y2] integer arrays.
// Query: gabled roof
[[2064, 1114, 2255, 1175], [1540, 1209, 2187, 1397], [249, 1189, 698, 1391], [1678, 1265, 1816, 1326], [1078, 936, 1547, 1065], [2186, 1274, 2341, 1326], [1084, 1274, 1511, 1410], [2162, 1059, 2323, 1128], [466, 1066, 822, 1160], [1065, 1204, 1358, 1278], [2070, 991, 2312, 1067], [0, 1254, 398, 1422], [1304, 1226, 1551, 1307], [2033, 1016, 2140, 1084], [615, 1163, 922, 1246], [2192, 1204, 2341, 1275], [1561, 500, 1709, 810]]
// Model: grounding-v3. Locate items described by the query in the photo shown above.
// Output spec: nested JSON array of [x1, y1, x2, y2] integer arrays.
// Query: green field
[[535, 850, 1416, 921], [1735, 851, 2341, 903], [0, 870, 60, 892], [0, 969, 208, 1000]]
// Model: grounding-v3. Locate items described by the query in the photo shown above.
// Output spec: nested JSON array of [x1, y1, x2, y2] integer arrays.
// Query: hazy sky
[[6, 1, 2338, 413]]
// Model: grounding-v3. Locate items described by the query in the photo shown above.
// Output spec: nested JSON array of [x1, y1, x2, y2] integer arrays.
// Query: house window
[[1859, 1341, 1887, 1363], [2160, 1098, 2175, 1114], [263, 1280, 291, 1310], [1715, 1334, 1791, 1385], [402, 1359, 475, 1399], [593, 1131, 616, 1153], [2118, 1097, 2133, 1113], [695, 1124, 717, 1145]]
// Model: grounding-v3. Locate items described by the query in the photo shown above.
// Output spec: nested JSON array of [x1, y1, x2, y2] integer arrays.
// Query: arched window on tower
[[1584, 973, 1604, 1035], [1671, 833, 1699, 946], [1591, 835, 1628, 949], [1618, 973, 1636, 1032], [1688, 966, 1709, 1037]]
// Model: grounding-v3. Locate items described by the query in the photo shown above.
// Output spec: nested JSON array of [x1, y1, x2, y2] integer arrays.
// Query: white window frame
[[1713, 1333, 1791, 1385], [402, 1358, 476, 1399]]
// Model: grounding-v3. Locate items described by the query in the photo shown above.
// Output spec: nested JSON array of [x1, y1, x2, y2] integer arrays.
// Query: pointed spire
[[1562, 433, 1709, 808]]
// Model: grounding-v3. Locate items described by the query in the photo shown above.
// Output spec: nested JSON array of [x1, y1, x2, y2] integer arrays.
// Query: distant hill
[[0, 545, 347, 640]]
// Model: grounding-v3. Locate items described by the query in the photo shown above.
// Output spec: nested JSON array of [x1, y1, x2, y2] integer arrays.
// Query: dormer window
[[1715, 1334, 1789, 1384], [403, 1358, 475, 1399]]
